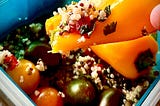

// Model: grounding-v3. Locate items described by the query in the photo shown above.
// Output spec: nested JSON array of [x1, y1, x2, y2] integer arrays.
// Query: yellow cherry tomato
[[6, 59, 40, 95], [30, 87, 63, 106]]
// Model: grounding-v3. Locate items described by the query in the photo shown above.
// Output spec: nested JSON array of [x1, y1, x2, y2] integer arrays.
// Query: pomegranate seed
[[79, 3, 84, 7], [3, 55, 18, 70], [89, 4, 92, 8]]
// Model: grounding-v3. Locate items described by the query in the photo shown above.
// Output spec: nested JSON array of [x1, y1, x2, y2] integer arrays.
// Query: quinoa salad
[[0, 0, 160, 106]]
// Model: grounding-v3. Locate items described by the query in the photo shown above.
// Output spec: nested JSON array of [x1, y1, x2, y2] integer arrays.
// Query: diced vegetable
[[45, 15, 61, 35], [45, 0, 160, 53], [90, 35, 158, 79]]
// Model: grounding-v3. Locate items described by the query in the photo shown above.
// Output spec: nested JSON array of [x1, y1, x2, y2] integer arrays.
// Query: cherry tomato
[[98, 88, 123, 106], [30, 87, 63, 106], [6, 59, 40, 94], [63, 77, 97, 106]]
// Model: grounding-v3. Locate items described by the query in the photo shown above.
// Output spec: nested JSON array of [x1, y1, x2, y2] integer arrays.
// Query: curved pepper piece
[[90, 35, 158, 79], [45, 0, 160, 53]]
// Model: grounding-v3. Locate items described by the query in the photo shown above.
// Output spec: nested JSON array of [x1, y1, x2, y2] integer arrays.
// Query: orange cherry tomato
[[30, 87, 63, 106], [6, 59, 40, 95]]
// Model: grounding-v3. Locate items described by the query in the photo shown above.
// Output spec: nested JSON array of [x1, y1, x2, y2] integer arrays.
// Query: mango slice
[[45, 0, 160, 53], [90, 35, 158, 79]]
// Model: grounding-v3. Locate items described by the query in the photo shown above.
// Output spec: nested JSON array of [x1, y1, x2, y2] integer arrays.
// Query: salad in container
[[0, 0, 160, 106]]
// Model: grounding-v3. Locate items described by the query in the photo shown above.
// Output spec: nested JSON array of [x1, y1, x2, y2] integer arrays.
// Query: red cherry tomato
[[30, 87, 63, 106], [6, 59, 40, 95]]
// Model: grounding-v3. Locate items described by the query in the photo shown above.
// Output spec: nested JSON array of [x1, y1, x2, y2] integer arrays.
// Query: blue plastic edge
[[136, 75, 160, 106]]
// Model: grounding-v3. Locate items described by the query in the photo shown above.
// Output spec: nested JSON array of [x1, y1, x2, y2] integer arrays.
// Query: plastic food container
[[0, 0, 160, 106]]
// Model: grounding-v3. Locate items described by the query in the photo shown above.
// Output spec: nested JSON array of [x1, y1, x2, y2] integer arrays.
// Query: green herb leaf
[[104, 5, 111, 17]]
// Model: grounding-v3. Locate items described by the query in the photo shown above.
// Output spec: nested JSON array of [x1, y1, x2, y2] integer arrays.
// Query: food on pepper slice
[[90, 35, 158, 79], [45, 0, 160, 54]]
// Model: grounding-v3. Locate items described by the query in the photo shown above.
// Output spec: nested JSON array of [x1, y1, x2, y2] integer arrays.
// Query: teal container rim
[[136, 75, 160, 106]]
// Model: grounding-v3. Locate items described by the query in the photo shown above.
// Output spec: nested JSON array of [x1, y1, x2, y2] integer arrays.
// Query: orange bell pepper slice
[[45, 0, 160, 53], [90, 35, 158, 79]]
